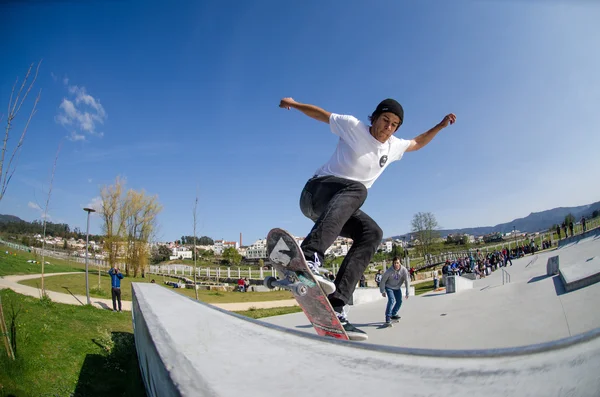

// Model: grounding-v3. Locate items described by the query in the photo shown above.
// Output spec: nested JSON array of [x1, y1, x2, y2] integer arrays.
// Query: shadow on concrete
[[73, 331, 146, 397], [352, 322, 386, 328], [527, 274, 552, 284], [552, 275, 566, 296]]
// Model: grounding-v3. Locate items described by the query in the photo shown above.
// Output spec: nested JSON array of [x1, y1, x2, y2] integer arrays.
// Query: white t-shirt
[[314, 113, 411, 188]]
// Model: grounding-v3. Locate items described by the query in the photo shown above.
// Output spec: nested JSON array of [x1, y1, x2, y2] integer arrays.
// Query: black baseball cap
[[373, 98, 404, 125]]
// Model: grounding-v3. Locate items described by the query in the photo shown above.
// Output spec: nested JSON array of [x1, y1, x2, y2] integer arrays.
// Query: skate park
[[132, 227, 600, 396]]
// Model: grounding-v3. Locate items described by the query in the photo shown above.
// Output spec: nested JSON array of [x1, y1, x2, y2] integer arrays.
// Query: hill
[[391, 200, 600, 239], [0, 214, 24, 224]]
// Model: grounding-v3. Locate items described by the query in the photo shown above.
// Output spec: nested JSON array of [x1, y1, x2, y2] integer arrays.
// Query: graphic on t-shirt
[[379, 155, 388, 167]]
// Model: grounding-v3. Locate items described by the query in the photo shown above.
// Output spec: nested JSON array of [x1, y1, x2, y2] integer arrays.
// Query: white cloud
[[63, 77, 69, 85], [86, 196, 103, 213], [56, 83, 106, 140], [50, 72, 58, 82], [68, 131, 86, 142], [28, 201, 51, 220]]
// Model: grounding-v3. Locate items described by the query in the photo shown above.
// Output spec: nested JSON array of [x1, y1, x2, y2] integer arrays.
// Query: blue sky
[[1, 0, 599, 245]]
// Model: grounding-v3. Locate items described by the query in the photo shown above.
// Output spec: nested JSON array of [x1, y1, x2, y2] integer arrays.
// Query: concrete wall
[[132, 283, 600, 397], [558, 227, 600, 248], [445, 275, 474, 293]]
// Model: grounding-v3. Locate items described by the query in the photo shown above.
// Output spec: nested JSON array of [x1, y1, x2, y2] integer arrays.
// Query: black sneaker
[[339, 319, 368, 341], [391, 315, 401, 321]]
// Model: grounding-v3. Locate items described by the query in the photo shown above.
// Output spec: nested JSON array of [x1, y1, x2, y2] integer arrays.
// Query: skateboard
[[265, 228, 349, 340]]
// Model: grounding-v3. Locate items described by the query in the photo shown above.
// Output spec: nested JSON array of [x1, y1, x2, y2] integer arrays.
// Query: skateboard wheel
[[294, 282, 308, 296], [264, 276, 277, 289]]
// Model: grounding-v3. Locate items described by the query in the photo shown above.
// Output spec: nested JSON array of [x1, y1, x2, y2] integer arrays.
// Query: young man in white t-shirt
[[279, 97, 456, 340]]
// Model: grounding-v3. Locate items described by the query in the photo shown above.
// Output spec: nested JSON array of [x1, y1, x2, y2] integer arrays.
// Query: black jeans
[[299, 175, 383, 308], [111, 287, 122, 311]]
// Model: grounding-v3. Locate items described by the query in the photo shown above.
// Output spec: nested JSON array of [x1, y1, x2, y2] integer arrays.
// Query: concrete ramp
[[132, 283, 600, 397], [560, 256, 600, 292]]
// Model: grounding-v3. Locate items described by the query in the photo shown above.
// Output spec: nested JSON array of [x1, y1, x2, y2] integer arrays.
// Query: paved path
[[0, 272, 298, 312]]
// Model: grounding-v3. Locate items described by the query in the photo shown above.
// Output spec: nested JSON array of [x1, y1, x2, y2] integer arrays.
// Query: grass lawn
[[414, 280, 435, 296], [0, 289, 145, 397], [234, 306, 303, 319], [19, 273, 295, 304], [0, 244, 85, 276]]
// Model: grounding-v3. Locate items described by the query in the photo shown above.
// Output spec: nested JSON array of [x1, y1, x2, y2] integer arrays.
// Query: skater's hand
[[438, 113, 456, 128], [405, 295, 409, 300], [279, 97, 297, 110], [381, 292, 386, 298]]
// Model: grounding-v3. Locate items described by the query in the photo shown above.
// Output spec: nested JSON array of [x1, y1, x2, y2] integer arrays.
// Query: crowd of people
[[441, 246, 521, 279]]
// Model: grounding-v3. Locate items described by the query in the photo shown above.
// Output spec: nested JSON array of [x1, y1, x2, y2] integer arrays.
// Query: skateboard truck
[[264, 276, 308, 296]]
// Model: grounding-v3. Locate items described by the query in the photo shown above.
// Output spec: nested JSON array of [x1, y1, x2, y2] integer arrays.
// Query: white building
[[246, 239, 267, 259], [170, 246, 192, 260], [324, 236, 352, 257], [214, 240, 239, 255]]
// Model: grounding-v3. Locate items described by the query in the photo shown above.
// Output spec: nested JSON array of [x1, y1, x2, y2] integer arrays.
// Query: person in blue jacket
[[108, 266, 124, 312]]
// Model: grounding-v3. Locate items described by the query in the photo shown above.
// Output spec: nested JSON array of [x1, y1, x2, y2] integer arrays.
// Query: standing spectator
[[433, 270, 439, 289], [359, 274, 366, 288], [581, 216, 587, 233], [409, 267, 416, 281], [108, 266, 124, 312], [379, 257, 410, 327], [562, 222, 568, 239], [569, 221, 574, 237], [556, 225, 561, 240], [375, 270, 383, 287]]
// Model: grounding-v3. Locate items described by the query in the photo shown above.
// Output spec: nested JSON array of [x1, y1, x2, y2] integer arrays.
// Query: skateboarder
[[279, 97, 455, 339], [380, 257, 410, 326]]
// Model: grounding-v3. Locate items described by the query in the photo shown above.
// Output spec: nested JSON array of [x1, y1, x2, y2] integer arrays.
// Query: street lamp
[[83, 207, 96, 305], [513, 226, 516, 252]]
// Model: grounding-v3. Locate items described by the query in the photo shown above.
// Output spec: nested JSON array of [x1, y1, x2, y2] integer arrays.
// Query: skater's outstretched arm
[[406, 113, 456, 152], [279, 97, 331, 124]]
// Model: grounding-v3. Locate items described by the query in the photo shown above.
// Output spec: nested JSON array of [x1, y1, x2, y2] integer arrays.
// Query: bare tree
[[100, 176, 126, 269], [122, 189, 162, 277], [100, 177, 162, 278], [410, 212, 440, 257], [1, 61, 42, 203], [40, 143, 62, 296]]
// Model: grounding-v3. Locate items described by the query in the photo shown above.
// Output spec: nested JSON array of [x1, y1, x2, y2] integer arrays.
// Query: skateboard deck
[[265, 228, 349, 340]]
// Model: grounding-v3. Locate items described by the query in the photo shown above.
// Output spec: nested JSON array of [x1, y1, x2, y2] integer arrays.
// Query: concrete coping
[[132, 283, 600, 397]]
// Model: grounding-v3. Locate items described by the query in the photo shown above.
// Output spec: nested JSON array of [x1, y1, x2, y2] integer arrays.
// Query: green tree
[[392, 244, 403, 259], [564, 213, 575, 226], [222, 247, 242, 266], [151, 245, 172, 264], [198, 236, 214, 245], [592, 210, 599, 218]]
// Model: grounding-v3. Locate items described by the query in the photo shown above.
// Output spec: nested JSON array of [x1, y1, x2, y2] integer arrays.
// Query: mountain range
[[391, 200, 600, 240]]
